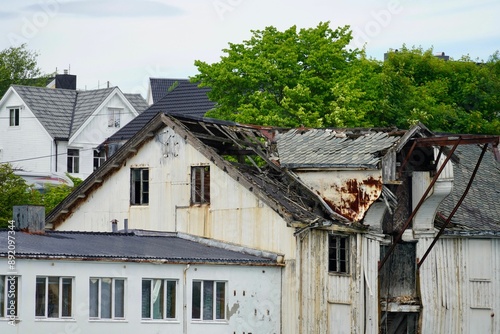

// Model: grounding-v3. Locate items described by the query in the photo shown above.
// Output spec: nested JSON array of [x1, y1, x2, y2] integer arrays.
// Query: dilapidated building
[[40, 112, 499, 333]]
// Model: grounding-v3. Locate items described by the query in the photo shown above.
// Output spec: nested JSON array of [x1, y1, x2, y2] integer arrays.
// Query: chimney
[[111, 219, 118, 232], [55, 71, 77, 90], [123, 218, 128, 233], [13, 205, 45, 233]]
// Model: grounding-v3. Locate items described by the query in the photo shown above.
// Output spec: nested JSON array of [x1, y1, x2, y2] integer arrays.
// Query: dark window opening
[[191, 166, 210, 205], [93, 149, 106, 171], [329, 234, 349, 274], [131, 168, 149, 205], [9, 108, 19, 126]]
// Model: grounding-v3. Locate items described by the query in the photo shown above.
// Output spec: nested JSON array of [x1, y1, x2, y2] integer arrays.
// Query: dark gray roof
[[149, 78, 189, 104], [108, 81, 215, 142], [439, 144, 500, 233], [13, 85, 76, 138], [0, 230, 279, 265], [276, 128, 400, 169], [124, 93, 149, 113], [12, 85, 147, 139]]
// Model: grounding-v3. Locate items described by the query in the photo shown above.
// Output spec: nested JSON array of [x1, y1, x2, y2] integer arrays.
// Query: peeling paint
[[227, 302, 240, 319]]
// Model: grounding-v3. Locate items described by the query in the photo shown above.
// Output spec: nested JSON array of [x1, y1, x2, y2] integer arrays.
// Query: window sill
[[191, 320, 228, 324], [35, 318, 76, 322], [88, 319, 128, 323], [141, 319, 180, 324], [328, 272, 350, 277]]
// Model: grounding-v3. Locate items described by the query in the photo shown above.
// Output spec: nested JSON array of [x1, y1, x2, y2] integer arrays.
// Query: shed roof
[[0, 230, 280, 265]]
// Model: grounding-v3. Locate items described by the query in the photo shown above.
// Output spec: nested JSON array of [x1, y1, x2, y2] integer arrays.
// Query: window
[[329, 235, 349, 274], [35, 276, 73, 318], [89, 278, 125, 319], [130, 168, 149, 205], [93, 149, 106, 171], [108, 108, 121, 128], [0, 276, 18, 318], [9, 108, 19, 126], [192, 280, 225, 321], [142, 279, 177, 320], [191, 166, 210, 205], [67, 149, 80, 173]]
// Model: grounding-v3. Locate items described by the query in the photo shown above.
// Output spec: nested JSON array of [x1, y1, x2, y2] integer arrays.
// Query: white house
[[0, 74, 148, 182], [0, 215, 282, 334], [44, 113, 500, 333]]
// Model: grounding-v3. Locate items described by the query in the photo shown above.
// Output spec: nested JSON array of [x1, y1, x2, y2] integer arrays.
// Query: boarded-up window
[[191, 166, 210, 205], [329, 234, 349, 274]]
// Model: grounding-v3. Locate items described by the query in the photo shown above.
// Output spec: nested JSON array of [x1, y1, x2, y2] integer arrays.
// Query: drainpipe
[[183, 264, 191, 334], [54, 139, 58, 172]]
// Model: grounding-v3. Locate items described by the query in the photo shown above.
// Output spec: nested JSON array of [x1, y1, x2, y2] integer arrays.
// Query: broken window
[[328, 234, 349, 274], [192, 280, 225, 321], [191, 166, 210, 205], [130, 168, 149, 205]]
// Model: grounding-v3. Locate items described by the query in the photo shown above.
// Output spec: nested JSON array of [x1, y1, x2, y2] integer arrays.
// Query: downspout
[[55, 139, 58, 172], [183, 264, 191, 334]]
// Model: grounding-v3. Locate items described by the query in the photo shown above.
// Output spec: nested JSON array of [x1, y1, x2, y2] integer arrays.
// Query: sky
[[0, 0, 499, 98]]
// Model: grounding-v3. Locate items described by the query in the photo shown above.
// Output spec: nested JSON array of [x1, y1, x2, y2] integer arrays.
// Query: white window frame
[[35, 276, 73, 319], [0, 275, 19, 318], [89, 277, 126, 320], [67, 149, 80, 173], [141, 279, 177, 321], [108, 108, 122, 128], [191, 280, 226, 321], [93, 149, 106, 171], [9, 107, 20, 127]]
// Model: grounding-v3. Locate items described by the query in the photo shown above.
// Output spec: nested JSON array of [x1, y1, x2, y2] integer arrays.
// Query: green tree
[[0, 164, 40, 228], [192, 22, 371, 128], [0, 44, 48, 97], [0, 164, 82, 228], [192, 23, 499, 134]]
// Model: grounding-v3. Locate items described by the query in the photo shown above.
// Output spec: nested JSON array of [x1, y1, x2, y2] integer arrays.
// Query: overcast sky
[[1, 0, 498, 98]]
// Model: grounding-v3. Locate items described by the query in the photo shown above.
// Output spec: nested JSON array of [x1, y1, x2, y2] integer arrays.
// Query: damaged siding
[[418, 237, 500, 334]]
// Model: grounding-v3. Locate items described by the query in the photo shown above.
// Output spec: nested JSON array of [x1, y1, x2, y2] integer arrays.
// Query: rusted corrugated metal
[[296, 170, 383, 222]]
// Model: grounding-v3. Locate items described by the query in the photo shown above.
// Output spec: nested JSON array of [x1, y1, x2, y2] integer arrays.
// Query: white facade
[[0, 86, 141, 181], [0, 258, 281, 334]]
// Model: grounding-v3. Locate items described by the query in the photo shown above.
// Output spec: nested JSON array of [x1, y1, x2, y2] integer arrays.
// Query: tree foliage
[[0, 44, 48, 97], [193, 22, 499, 134], [0, 164, 82, 228]]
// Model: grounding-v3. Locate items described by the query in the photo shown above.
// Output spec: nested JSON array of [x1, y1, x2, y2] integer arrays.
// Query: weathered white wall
[[418, 237, 500, 334], [0, 258, 281, 334], [296, 230, 380, 334], [0, 90, 54, 173], [58, 126, 296, 257]]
